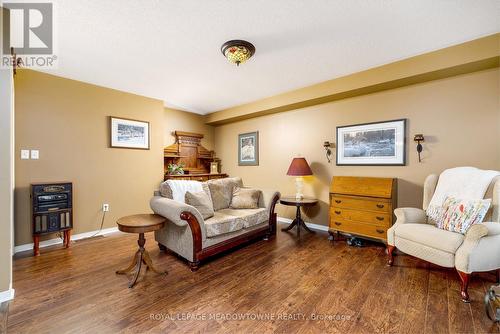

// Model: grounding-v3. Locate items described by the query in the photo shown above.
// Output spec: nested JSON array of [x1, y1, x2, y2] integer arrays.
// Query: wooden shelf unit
[[164, 131, 227, 181]]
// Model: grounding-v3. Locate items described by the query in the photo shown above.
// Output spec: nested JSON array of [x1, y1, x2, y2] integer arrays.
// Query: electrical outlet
[[102, 204, 109, 212]]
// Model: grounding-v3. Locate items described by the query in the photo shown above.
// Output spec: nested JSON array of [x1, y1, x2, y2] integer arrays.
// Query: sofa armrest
[[259, 189, 281, 210], [482, 222, 500, 236], [455, 223, 495, 273], [394, 208, 427, 225], [150, 196, 206, 238]]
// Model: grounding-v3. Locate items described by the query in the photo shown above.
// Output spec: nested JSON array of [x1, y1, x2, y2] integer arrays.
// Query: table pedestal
[[281, 205, 315, 237], [116, 232, 167, 288]]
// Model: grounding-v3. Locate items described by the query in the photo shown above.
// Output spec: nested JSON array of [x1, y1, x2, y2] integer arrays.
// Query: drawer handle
[[376, 216, 384, 221], [335, 200, 341, 204], [376, 229, 385, 234], [376, 204, 384, 208], [334, 210, 341, 215], [334, 222, 341, 226]]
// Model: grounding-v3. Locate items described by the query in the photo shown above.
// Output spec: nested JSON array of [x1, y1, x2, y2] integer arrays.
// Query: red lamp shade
[[287, 157, 313, 176]]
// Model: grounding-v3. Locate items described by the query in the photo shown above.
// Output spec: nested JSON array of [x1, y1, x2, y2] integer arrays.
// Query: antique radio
[[31, 182, 73, 256]]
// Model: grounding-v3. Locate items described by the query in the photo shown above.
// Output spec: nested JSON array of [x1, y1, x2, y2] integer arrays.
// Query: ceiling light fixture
[[221, 40, 255, 66]]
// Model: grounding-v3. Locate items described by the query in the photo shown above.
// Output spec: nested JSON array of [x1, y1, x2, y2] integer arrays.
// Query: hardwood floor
[[8, 225, 500, 334], [0, 301, 9, 334]]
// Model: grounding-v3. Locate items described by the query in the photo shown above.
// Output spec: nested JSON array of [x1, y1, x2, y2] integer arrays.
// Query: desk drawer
[[330, 207, 391, 227], [329, 219, 388, 240], [330, 195, 391, 213]]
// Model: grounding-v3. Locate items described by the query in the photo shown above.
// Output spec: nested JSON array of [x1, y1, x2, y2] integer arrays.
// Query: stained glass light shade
[[221, 40, 255, 66]]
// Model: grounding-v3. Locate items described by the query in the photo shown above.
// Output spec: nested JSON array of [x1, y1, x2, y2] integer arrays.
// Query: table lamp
[[286, 157, 313, 199]]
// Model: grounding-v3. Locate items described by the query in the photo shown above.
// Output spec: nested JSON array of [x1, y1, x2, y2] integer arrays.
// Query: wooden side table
[[116, 214, 167, 288], [280, 197, 318, 237]]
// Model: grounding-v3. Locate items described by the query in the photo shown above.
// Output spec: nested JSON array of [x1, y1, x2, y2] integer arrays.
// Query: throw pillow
[[208, 177, 243, 211], [230, 187, 260, 209], [436, 196, 491, 234], [185, 190, 214, 220]]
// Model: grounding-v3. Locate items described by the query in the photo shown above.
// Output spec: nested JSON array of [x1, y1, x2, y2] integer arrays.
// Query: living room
[[1, 1, 499, 333]]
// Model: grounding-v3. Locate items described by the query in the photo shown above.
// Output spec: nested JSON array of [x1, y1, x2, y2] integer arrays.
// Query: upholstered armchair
[[387, 173, 500, 302]]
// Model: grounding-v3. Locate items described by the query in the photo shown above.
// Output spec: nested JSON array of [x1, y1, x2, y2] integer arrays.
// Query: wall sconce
[[413, 134, 425, 162], [324, 141, 334, 163]]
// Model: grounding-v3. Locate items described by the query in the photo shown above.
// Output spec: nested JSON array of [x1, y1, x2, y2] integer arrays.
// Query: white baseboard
[[0, 289, 14, 303], [277, 217, 329, 232], [14, 227, 120, 254]]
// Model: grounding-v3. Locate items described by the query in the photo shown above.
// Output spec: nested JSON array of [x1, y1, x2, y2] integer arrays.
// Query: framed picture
[[238, 131, 259, 166], [110, 117, 150, 150], [336, 119, 406, 166]]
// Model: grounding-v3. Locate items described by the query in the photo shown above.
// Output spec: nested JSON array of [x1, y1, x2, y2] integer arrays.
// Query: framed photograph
[[238, 131, 259, 166], [110, 117, 150, 150], [336, 119, 406, 166]]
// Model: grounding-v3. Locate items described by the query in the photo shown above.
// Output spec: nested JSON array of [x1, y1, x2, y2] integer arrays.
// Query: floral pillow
[[436, 196, 491, 234]]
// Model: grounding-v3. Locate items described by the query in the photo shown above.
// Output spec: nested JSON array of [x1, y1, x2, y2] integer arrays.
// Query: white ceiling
[[44, 0, 499, 114]]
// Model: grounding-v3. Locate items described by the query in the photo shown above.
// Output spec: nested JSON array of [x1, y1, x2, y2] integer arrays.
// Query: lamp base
[[295, 177, 304, 200]]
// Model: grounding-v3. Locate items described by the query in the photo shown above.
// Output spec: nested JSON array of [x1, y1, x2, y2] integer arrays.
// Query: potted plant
[[166, 163, 185, 175]]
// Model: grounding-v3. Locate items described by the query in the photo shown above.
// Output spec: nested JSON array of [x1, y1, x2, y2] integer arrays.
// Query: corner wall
[[214, 68, 500, 226], [164, 107, 214, 150], [14, 70, 165, 246], [0, 63, 14, 298]]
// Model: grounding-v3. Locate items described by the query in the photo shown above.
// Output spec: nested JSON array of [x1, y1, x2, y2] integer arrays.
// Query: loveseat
[[150, 177, 280, 271]]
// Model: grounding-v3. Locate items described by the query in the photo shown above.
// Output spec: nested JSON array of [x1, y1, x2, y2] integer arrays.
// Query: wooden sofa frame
[[158, 193, 280, 271]]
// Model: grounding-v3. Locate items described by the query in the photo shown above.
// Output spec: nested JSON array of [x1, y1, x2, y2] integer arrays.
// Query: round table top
[[280, 197, 319, 206], [116, 214, 166, 234]]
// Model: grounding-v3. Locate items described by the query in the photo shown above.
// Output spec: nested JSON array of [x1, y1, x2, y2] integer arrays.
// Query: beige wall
[[0, 65, 14, 293], [14, 70, 165, 246], [214, 68, 500, 226], [164, 107, 214, 150]]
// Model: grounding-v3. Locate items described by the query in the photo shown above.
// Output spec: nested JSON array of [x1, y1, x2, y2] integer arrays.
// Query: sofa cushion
[[185, 190, 214, 220], [230, 187, 260, 209], [395, 223, 464, 254], [208, 177, 243, 211], [218, 208, 269, 228], [204, 211, 244, 238]]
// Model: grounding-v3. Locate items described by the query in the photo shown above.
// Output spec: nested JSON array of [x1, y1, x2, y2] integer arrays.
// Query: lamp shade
[[287, 157, 313, 176]]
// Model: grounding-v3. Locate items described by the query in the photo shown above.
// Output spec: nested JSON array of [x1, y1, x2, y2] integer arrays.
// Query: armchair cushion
[[230, 187, 260, 209], [204, 211, 244, 238], [218, 208, 269, 228], [395, 223, 464, 254]]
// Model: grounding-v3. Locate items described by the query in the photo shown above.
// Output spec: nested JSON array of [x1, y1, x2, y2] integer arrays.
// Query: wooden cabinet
[[329, 176, 397, 242], [164, 173, 228, 182], [164, 131, 225, 181]]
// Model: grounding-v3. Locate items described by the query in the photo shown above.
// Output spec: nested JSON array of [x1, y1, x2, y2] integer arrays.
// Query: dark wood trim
[[387, 245, 395, 266], [268, 193, 280, 234], [199, 226, 270, 261], [457, 270, 471, 303], [179, 211, 203, 262]]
